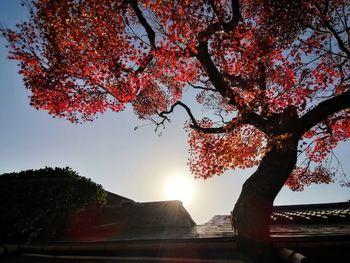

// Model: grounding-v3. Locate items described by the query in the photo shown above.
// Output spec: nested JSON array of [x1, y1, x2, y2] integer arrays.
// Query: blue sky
[[0, 0, 349, 224]]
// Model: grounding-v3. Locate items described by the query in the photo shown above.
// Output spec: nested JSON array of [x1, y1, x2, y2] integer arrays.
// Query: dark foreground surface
[[1, 233, 350, 263]]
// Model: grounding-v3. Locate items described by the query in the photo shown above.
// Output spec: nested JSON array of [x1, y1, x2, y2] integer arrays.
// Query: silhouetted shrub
[[0, 167, 106, 243]]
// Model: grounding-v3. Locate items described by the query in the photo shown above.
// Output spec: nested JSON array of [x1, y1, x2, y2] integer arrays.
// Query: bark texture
[[232, 134, 299, 262]]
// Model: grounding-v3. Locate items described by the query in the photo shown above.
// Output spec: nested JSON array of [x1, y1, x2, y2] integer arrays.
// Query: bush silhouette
[[0, 167, 106, 243]]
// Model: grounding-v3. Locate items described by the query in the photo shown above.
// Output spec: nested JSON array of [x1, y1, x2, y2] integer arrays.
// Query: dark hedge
[[0, 167, 106, 243]]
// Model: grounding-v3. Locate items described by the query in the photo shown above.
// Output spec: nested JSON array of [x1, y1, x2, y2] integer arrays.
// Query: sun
[[163, 174, 194, 204]]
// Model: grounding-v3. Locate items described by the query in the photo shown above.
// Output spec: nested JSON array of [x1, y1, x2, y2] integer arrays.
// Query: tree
[[0, 167, 106, 243], [2, 0, 350, 260]]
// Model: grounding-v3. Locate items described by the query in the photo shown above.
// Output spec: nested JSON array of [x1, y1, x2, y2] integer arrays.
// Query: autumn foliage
[[3, 0, 350, 191]]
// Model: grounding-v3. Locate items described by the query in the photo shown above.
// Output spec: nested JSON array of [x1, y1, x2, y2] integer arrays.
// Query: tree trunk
[[232, 134, 299, 262]]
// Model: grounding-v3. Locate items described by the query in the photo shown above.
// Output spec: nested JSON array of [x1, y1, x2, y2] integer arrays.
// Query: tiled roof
[[191, 202, 350, 239], [271, 201, 350, 224]]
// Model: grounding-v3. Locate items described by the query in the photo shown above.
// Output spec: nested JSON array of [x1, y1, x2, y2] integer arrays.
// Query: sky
[[0, 0, 349, 224]]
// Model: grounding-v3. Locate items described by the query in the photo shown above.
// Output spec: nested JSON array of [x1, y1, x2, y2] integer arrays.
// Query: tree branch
[[194, 0, 243, 100], [208, 0, 223, 22], [129, 0, 156, 49], [325, 21, 350, 58], [241, 112, 269, 134], [159, 101, 229, 134], [128, 0, 156, 74], [195, 42, 270, 134], [159, 101, 270, 135], [196, 42, 233, 98], [188, 82, 216, 92], [207, 0, 241, 32], [230, 0, 241, 24], [297, 90, 350, 135]]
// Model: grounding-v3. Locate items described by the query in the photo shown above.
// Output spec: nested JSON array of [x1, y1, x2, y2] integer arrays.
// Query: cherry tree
[[3, 0, 350, 260]]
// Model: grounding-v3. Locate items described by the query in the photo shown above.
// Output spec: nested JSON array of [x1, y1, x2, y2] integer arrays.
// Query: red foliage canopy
[[3, 0, 350, 190]]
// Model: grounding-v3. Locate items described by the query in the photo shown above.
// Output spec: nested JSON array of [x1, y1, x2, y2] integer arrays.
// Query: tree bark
[[232, 134, 299, 262]]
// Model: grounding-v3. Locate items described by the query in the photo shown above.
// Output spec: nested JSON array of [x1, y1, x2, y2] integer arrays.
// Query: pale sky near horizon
[[0, 0, 349, 224]]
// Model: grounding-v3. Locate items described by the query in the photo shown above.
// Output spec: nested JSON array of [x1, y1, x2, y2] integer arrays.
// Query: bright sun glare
[[163, 174, 194, 204]]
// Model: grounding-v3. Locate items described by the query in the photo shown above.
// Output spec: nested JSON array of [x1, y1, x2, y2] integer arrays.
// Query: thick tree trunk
[[232, 134, 299, 262]]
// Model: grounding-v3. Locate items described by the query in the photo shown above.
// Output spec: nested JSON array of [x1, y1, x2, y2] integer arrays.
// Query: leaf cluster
[[2, 0, 350, 188]]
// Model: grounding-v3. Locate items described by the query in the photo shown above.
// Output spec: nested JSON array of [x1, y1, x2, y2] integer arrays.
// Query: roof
[[105, 191, 135, 205], [64, 200, 350, 241], [192, 201, 350, 239], [65, 199, 196, 241], [271, 201, 350, 224]]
